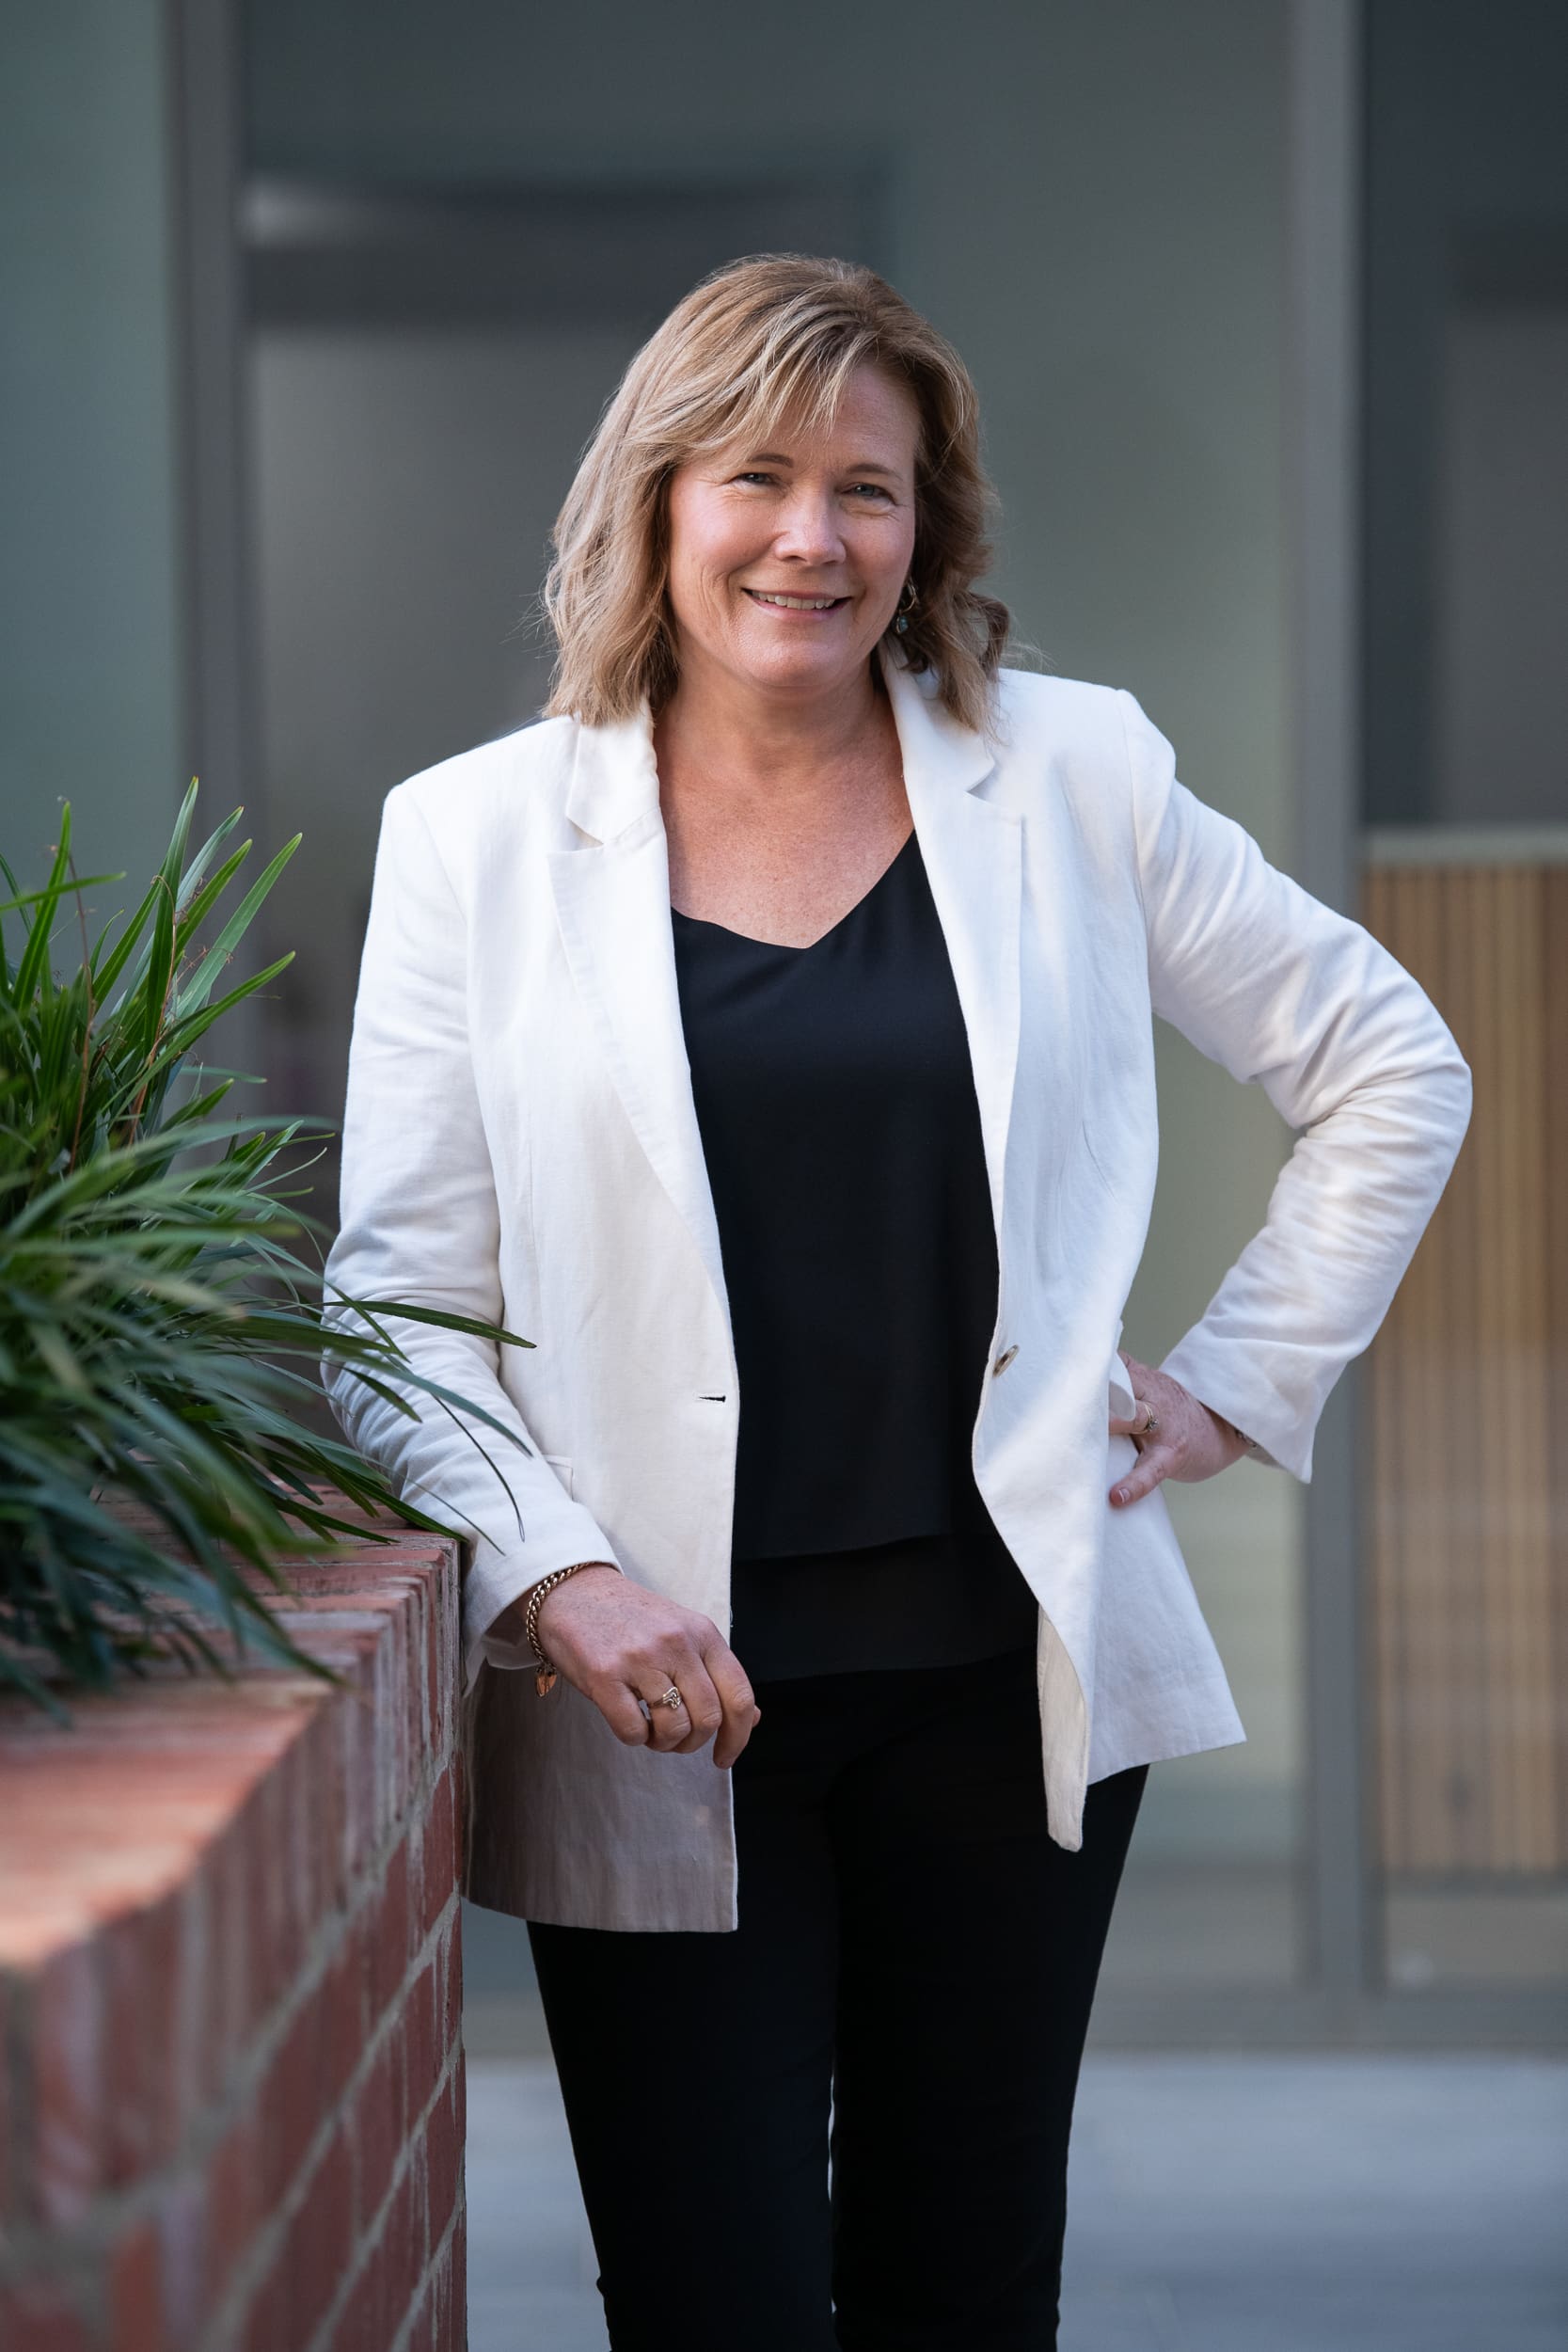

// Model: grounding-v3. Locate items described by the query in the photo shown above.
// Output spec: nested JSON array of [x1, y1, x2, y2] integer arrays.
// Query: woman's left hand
[[1107, 1352, 1250, 1508]]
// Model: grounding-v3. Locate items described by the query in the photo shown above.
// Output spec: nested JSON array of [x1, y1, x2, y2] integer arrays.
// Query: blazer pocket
[[543, 1453, 575, 1499]]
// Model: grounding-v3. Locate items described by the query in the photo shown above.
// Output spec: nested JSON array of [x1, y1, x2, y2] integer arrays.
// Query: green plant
[[0, 782, 531, 1719]]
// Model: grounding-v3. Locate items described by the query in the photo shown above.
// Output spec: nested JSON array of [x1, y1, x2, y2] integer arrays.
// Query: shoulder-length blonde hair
[[542, 253, 1010, 736]]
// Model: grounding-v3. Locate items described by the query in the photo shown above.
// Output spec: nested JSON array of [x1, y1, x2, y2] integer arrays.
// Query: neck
[[654, 653, 898, 821]]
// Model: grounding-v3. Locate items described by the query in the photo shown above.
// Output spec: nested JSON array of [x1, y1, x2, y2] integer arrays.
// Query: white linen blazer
[[321, 651, 1471, 1931]]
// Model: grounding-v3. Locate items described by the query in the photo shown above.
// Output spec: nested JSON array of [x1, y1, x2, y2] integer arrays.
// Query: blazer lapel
[[882, 653, 1022, 1237], [546, 657, 1022, 1338], [547, 711, 733, 1331]]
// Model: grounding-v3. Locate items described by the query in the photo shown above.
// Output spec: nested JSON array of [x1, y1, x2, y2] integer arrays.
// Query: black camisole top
[[670, 826, 1038, 1680]]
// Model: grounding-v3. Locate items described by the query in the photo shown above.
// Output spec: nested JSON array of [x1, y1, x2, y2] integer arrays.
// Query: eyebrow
[[743, 452, 902, 478]]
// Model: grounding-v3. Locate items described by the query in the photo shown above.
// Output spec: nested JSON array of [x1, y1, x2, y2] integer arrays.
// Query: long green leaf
[[174, 836, 302, 1018], [2, 779, 540, 1715], [11, 813, 72, 1005]]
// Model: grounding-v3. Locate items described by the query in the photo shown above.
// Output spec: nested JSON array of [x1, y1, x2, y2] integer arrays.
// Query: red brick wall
[[0, 1523, 467, 2351]]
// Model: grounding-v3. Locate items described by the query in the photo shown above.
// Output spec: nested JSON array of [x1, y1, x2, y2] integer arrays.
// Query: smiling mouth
[[742, 589, 850, 612]]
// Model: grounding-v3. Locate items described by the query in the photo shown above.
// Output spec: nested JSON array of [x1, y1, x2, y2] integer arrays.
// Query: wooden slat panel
[[1438, 864, 1486, 1867], [1361, 862, 1566, 1876], [1500, 873, 1555, 1864], [1469, 867, 1507, 1871], [1363, 868, 1411, 1868], [1547, 872, 1568, 1842], [1546, 871, 1568, 1845], [1403, 866, 1453, 1863]]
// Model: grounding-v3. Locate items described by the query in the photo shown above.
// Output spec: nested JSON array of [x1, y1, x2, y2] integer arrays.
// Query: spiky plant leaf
[[0, 786, 532, 1720]]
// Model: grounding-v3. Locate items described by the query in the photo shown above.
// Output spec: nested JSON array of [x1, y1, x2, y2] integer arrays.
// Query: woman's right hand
[[492, 1565, 761, 1766]]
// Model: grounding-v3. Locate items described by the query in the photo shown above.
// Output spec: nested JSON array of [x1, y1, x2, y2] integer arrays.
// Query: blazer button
[[991, 1344, 1019, 1375]]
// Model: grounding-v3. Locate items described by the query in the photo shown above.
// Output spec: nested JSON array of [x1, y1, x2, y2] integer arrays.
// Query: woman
[[322, 255, 1470, 2348]]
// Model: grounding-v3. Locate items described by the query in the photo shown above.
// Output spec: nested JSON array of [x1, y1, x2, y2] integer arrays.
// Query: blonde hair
[[542, 253, 1010, 735]]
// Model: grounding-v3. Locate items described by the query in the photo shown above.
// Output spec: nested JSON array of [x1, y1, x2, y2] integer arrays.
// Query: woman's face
[[662, 363, 920, 709]]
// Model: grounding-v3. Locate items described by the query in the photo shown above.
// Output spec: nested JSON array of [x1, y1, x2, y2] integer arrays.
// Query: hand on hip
[[1107, 1353, 1250, 1509]]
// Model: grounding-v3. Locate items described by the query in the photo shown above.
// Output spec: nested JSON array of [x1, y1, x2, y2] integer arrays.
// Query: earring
[[894, 579, 919, 635]]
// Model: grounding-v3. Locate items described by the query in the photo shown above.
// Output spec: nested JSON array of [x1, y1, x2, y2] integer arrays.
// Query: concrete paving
[[463, 2048, 1568, 2351]]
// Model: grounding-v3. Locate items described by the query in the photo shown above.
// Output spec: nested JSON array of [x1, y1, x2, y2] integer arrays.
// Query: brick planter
[[0, 1515, 467, 2351]]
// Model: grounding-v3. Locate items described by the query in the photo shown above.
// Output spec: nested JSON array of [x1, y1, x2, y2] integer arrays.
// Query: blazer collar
[[562, 644, 995, 844]]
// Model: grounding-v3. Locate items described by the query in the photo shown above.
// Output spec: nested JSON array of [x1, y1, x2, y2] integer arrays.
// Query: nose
[[771, 485, 846, 567]]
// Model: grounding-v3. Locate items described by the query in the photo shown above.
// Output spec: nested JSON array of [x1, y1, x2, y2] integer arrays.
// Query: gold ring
[[655, 1684, 683, 1710], [1135, 1400, 1160, 1436]]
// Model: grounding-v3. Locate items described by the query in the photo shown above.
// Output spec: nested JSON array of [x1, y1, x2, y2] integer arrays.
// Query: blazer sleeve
[[1117, 688, 1473, 1481], [320, 781, 621, 1694]]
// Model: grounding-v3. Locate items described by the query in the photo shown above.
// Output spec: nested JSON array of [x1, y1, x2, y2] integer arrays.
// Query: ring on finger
[[1133, 1398, 1160, 1437]]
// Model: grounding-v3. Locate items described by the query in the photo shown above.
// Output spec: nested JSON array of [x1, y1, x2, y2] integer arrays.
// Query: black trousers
[[528, 1645, 1148, 2351]]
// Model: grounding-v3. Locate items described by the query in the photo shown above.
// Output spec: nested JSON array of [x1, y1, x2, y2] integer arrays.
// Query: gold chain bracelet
[[522, 1559, 621, 1697]]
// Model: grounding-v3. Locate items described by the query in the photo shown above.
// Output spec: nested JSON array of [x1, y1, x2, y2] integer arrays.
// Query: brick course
[[0, 1511, 467, 2351]]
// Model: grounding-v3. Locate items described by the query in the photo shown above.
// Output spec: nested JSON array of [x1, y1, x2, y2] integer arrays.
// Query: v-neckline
[[670, 827, 917, 956]]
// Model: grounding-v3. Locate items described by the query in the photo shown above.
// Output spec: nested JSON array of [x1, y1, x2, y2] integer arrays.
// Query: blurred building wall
[[0, 1, 1303, 1877], [0, 1, 182, 896], [243, 0, 1303, 1861], [6, 0, 1563, 2034]]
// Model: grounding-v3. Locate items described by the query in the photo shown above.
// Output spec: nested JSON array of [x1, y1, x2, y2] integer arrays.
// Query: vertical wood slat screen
[[1361, 865, 1568, 1876]]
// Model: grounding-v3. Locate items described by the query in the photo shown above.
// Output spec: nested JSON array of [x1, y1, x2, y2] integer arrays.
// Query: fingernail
[[1115, 1486, 1130, 1504]]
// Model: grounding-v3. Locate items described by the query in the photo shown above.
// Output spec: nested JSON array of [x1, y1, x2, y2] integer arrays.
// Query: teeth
[[750, 592, 841, 610]]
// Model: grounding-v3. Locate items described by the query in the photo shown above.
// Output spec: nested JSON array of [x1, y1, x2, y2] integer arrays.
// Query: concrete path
[[464, 2050, 1568, 2350]]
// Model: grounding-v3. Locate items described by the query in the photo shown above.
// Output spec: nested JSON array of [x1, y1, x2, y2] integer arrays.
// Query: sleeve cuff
[[1157, 1336, 1301, 1478], [481, 1627, 537, 1671]]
